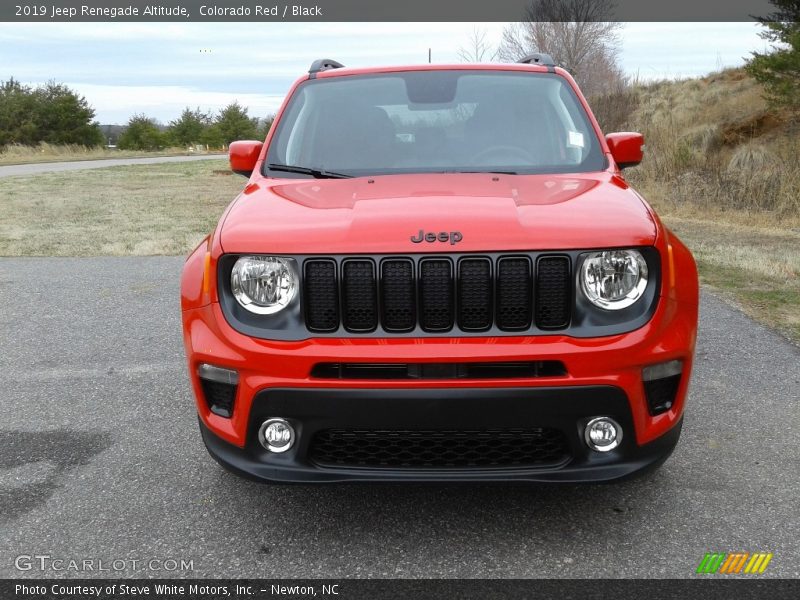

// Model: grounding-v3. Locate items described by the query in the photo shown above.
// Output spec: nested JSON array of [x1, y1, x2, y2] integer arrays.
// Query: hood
[[220, 172, 656, 254]]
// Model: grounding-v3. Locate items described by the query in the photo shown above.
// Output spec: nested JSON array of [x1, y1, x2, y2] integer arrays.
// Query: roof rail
[[308, 58, 345, 76], [517, 53, 556, 68]]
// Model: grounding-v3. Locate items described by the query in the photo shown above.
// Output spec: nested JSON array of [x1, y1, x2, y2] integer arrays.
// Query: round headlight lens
[[580, 249, 648, 310], [231, 256, 297, 314]]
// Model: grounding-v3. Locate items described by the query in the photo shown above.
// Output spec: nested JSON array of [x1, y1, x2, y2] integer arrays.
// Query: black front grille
[[310, 428, 570, 469], [303, 253, 572, 335]]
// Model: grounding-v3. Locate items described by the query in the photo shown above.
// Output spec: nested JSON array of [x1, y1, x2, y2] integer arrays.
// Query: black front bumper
[[199, 386, 682, 483]]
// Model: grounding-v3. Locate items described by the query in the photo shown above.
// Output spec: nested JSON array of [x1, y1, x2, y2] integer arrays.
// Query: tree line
[[0, 78, 105, 148], [117, 104, 272, 150], [0, 78, 273, 151]]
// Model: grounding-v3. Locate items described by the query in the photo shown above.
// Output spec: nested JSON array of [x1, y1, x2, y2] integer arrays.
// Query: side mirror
[[229, 140, 263, 177], [606, 132, 644, 169]]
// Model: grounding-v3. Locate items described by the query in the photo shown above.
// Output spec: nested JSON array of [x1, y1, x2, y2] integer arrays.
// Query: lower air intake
[[644, 374, 681, 415], [310, 428, 570, 469], [200, 379, 236, 418]]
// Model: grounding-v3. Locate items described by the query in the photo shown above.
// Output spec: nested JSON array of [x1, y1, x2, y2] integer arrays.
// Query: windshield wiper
[[455, 170, 519, 175], [267, 163, 353, 179]]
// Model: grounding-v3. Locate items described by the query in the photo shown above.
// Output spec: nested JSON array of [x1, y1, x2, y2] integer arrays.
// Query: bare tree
[[497, 0, 625, 97], [458, 27, 497, 63]]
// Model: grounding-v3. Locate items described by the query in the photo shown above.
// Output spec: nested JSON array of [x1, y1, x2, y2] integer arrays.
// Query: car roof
[[311, 63, 559, 80]]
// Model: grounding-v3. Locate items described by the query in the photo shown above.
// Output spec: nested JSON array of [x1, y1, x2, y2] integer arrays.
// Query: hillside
[[617, 69, 799, 342], [625, 68, 799, 218]]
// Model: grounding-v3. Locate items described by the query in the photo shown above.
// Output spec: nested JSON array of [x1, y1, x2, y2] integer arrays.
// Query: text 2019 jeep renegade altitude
[[181, 56, 699, 483]]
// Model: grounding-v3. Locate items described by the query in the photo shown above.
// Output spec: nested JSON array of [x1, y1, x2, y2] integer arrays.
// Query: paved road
[[0, 257, 798, 578], [0, 154, 226, 178]]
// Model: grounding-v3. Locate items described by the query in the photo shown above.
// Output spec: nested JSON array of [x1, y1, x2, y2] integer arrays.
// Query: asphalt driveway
[[0, 257, 798, 578], [0, 154, 225, 178]]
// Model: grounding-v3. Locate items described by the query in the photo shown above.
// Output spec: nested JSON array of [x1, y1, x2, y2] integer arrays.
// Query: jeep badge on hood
[[410, 230, 463, 245]]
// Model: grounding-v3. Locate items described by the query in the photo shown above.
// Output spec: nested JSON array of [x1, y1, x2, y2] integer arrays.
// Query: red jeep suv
[[181, 56, 698, 483]]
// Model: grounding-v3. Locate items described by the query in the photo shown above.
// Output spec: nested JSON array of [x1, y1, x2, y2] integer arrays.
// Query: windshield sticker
[[568, 131, 585, 148]]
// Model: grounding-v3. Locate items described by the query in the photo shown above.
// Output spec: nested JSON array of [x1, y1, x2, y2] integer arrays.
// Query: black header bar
[[4, 578, 800, 600], [2, 1, 776, 22]]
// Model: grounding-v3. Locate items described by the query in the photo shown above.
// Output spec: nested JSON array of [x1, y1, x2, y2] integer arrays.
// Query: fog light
[[584, 417, 622, 452], [258, 418, 295, 453]]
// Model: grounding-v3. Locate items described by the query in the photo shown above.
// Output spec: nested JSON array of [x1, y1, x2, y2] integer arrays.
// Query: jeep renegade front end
[[181, 57, 699, 483]]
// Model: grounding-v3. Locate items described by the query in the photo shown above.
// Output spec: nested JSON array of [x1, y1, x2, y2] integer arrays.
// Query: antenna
[[428, 48, 431, 64]]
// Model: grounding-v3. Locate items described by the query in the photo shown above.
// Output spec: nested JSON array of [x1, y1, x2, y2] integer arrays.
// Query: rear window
[[266, 70, 605, 177]]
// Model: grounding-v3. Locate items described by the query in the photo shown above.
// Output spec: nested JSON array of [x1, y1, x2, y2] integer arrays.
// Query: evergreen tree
[[34, 82, 103, 146], [0, 78, 102, 147], [0, 78, 38, 146], [215, 102, 258, 144], [117, 114, 166, 151], [746, 0, 800, 111], [169, 107, 211, 146]]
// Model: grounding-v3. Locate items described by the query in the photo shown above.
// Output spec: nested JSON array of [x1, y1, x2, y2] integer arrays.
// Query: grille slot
[[536, 256, 572, 329], [458, 258, 492, 330], [341, 260, 378, 332], [310, 428, 570, 469], [310, 361, 567, 380], [419, 259, 454, 332], [303, 260, 339, 332], [496, 257, 532, 330], [381, 259, 416, 332]]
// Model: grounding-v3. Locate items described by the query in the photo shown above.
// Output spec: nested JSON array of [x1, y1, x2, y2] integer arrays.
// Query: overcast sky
[[0, 22, 767, 124]]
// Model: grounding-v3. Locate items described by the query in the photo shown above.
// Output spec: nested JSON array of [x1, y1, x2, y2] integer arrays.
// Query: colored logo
[[697, 552, 773, 574]]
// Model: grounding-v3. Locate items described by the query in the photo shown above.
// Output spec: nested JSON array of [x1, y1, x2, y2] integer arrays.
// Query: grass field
[[0, 159, 797, 342], [654, 209, 799, 343], [0, 159, 242, 255]]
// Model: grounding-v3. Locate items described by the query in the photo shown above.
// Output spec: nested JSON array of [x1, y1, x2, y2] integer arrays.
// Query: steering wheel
[[470, 145, 537, 166]]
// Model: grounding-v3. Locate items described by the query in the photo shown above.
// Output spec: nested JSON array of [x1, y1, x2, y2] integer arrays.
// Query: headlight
[[580, 249, 648, 310], [231, 256, 297, 314]]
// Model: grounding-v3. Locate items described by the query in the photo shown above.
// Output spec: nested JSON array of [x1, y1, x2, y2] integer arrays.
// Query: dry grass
[[618, 68, 800, 342], [0, 159, 243, 256], [0, 143, 220, 166], [625, 68, 800, 217], [660, 210, 800, 343]]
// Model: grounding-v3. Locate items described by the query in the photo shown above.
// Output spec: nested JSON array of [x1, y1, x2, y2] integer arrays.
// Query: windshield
[[265, 70, 605, 178]]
